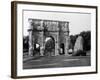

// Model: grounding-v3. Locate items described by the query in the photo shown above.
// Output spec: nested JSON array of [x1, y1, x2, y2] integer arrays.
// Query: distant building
[[28, 19, 70, 56]]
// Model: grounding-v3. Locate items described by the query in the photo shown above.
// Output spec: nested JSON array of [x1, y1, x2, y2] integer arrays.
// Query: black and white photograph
[[23, 11, 91, 69], [11, 1, 97, 78]]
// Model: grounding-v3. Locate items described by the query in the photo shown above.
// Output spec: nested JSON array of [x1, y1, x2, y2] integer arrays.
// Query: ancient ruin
[[28, 19, 70, 56]]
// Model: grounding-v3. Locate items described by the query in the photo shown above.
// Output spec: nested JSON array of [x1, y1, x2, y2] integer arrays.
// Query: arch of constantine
[[28, 19, 70, 56]]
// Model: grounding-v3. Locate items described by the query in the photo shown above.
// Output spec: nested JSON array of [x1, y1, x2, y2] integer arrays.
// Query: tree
[[80, 31, 91, 51], [70, 35, 78, 49], [70, 31, 91, 51]]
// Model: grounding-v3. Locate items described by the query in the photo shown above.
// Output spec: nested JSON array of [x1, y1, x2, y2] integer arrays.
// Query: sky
[[23, 10, 91, 36]]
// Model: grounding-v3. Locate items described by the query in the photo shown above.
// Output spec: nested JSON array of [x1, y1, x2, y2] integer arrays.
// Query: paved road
[[23, 55, 90, 69]]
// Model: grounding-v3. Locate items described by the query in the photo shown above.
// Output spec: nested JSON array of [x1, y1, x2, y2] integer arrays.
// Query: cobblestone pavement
[[23, 55, 90, 69]]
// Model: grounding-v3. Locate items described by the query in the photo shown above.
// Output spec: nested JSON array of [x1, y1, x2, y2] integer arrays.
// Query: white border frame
[[16, 2, 97, 77]]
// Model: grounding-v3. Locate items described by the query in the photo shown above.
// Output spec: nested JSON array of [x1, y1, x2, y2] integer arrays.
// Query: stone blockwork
[[28, 19, 70, 56]]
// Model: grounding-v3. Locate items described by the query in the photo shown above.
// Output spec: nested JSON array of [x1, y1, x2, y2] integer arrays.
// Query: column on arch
[[65, 35, 70, 56], [65, 22, 70, 56], [54, 21, 59, 56], [39, 20, 44, 56], [54, 33, 59, 56], [28, 19, 33, 56]]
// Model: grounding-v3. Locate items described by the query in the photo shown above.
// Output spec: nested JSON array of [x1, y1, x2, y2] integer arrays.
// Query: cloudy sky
[[23, 10, 91, 36]]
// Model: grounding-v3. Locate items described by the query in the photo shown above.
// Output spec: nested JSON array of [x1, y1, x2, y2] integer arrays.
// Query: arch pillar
[[65, 36, 70, 56], [64, 22, 70, 56], [28, 19, 33, 56], [39, 31, 44, 56], [54, 34, 59, 56]]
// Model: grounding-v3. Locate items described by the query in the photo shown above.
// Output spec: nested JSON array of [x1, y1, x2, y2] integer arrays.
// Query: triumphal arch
[[28, 19, 70, 56]]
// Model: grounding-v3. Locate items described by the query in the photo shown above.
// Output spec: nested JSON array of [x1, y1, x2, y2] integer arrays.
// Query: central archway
[[44, 36, 55, 56]]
